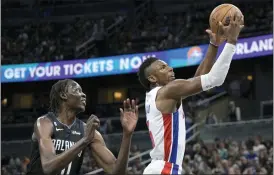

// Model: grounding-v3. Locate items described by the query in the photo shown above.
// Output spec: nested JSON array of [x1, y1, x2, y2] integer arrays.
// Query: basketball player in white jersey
[[137, 13, 244, 174]]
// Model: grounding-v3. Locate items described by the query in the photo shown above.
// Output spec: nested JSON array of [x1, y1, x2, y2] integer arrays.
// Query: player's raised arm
[[139, 13, 243, 100], [194, 5, 244, 77], [90, 99, 138, 175], [159, 38, 236, 99], [35, 115, 98, 175], [193, 29, 226, 77], [164, 13, 243, 99]]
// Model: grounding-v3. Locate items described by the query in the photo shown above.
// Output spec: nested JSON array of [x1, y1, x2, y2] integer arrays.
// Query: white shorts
[[143, 160, 182, 175]]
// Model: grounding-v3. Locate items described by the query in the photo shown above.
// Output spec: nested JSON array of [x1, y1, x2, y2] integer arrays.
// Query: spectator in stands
[[1, 156, 24, 175], [93, 20, 107, 56], [228, 101, 241, 122], [2, 1, 272, 64], [100, 119, 113, 135], [253, 137, 266, 154], [229, 79, 241, 97], [21, 157, 30, 173], [131, 158, 145, 174], [1, 137, 272, 174], [181, 136, 273, 175], [81, 151, 94, 174], [206, 112, 218, 124], [130, 145, 141, 160], [99, 119, 113, 144], [218, 142, 228, 160]]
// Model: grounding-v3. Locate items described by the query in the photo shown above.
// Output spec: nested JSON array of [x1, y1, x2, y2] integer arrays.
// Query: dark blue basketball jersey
[[27, 112, 85, 175]]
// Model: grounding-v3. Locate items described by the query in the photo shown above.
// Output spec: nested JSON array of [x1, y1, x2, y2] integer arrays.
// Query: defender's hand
[[84, 114, 100, 143], [120, 99, 139, 135]]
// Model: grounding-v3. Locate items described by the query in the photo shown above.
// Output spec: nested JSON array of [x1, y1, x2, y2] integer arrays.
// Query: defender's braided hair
[[49, 79, 73, 113]]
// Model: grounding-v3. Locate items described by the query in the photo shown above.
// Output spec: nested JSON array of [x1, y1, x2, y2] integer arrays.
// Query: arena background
[[1, 0, 273, 174]]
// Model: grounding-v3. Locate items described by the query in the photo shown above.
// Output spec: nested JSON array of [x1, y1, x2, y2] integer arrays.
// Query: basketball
[[209, 4, 244, 34]]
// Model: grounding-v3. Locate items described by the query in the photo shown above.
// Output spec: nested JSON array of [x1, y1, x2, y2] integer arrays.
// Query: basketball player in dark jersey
[[27, 79, 138, 175]]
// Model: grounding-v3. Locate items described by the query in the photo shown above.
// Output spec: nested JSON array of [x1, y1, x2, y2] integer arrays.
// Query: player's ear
[[147, 75, 157, 83], [60, 92, 68, 100]]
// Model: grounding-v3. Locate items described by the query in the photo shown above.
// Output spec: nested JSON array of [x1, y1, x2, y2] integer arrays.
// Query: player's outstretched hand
[[120, 98, 139, 135], [218, 11, 244, 44], [84, 114, 100, 143], [205, 29, 226, 46]]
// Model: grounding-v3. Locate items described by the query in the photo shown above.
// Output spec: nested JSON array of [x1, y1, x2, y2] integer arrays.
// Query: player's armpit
[[159, 77, 203, 100], [90, 130, 117, 174], [35, 116, 88, 175]]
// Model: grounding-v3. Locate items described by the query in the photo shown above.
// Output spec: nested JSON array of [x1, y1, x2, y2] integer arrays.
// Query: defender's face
[[65, 81, 86, 112], [148, 60, 175, 86]]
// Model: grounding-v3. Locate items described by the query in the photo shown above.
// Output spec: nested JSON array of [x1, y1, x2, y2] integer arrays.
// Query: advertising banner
[[1, 34, 272, 83]]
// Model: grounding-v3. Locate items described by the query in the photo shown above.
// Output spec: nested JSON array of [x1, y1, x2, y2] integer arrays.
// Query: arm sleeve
[[201, 43, 236, 91]]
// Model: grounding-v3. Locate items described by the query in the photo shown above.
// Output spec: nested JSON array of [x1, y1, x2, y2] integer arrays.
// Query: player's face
[[65, 81, 86, 112], [148, 60, 175, 86]]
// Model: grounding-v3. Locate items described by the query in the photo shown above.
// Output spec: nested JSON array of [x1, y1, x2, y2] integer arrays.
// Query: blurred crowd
[[1, 16, 123, 64], [116, 2, 272, 56], [84, 136, 273, 175], [182, 136, 273, 175], [1, 1, 272, 174], [2, 136, 272, 175], [2, 1, 272, 64], [1, 156, 29, 175]]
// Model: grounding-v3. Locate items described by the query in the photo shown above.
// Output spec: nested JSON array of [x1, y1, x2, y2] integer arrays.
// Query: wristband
[[210, 41, 218, 47]]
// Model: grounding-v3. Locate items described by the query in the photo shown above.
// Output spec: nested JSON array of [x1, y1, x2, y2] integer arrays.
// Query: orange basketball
[[209, 4, 244, 34]]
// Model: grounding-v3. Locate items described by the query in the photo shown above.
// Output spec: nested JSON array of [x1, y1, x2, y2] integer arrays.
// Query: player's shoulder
[[33, 115, 54, 138], [36, 115, 52, 124], [148, 86, 162, 93], [155, 85, 168, 100], [157, 80, 184, 100], [146, 86, 163, 100], [35, 115, 53, 129]]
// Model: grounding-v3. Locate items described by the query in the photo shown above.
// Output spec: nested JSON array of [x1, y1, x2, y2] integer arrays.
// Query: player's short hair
[[49, 79, 73, 113], [137, 57, 159, 90]]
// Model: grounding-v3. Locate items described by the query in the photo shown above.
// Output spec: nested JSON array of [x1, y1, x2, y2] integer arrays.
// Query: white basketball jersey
[[145, 87, 186, 166]]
